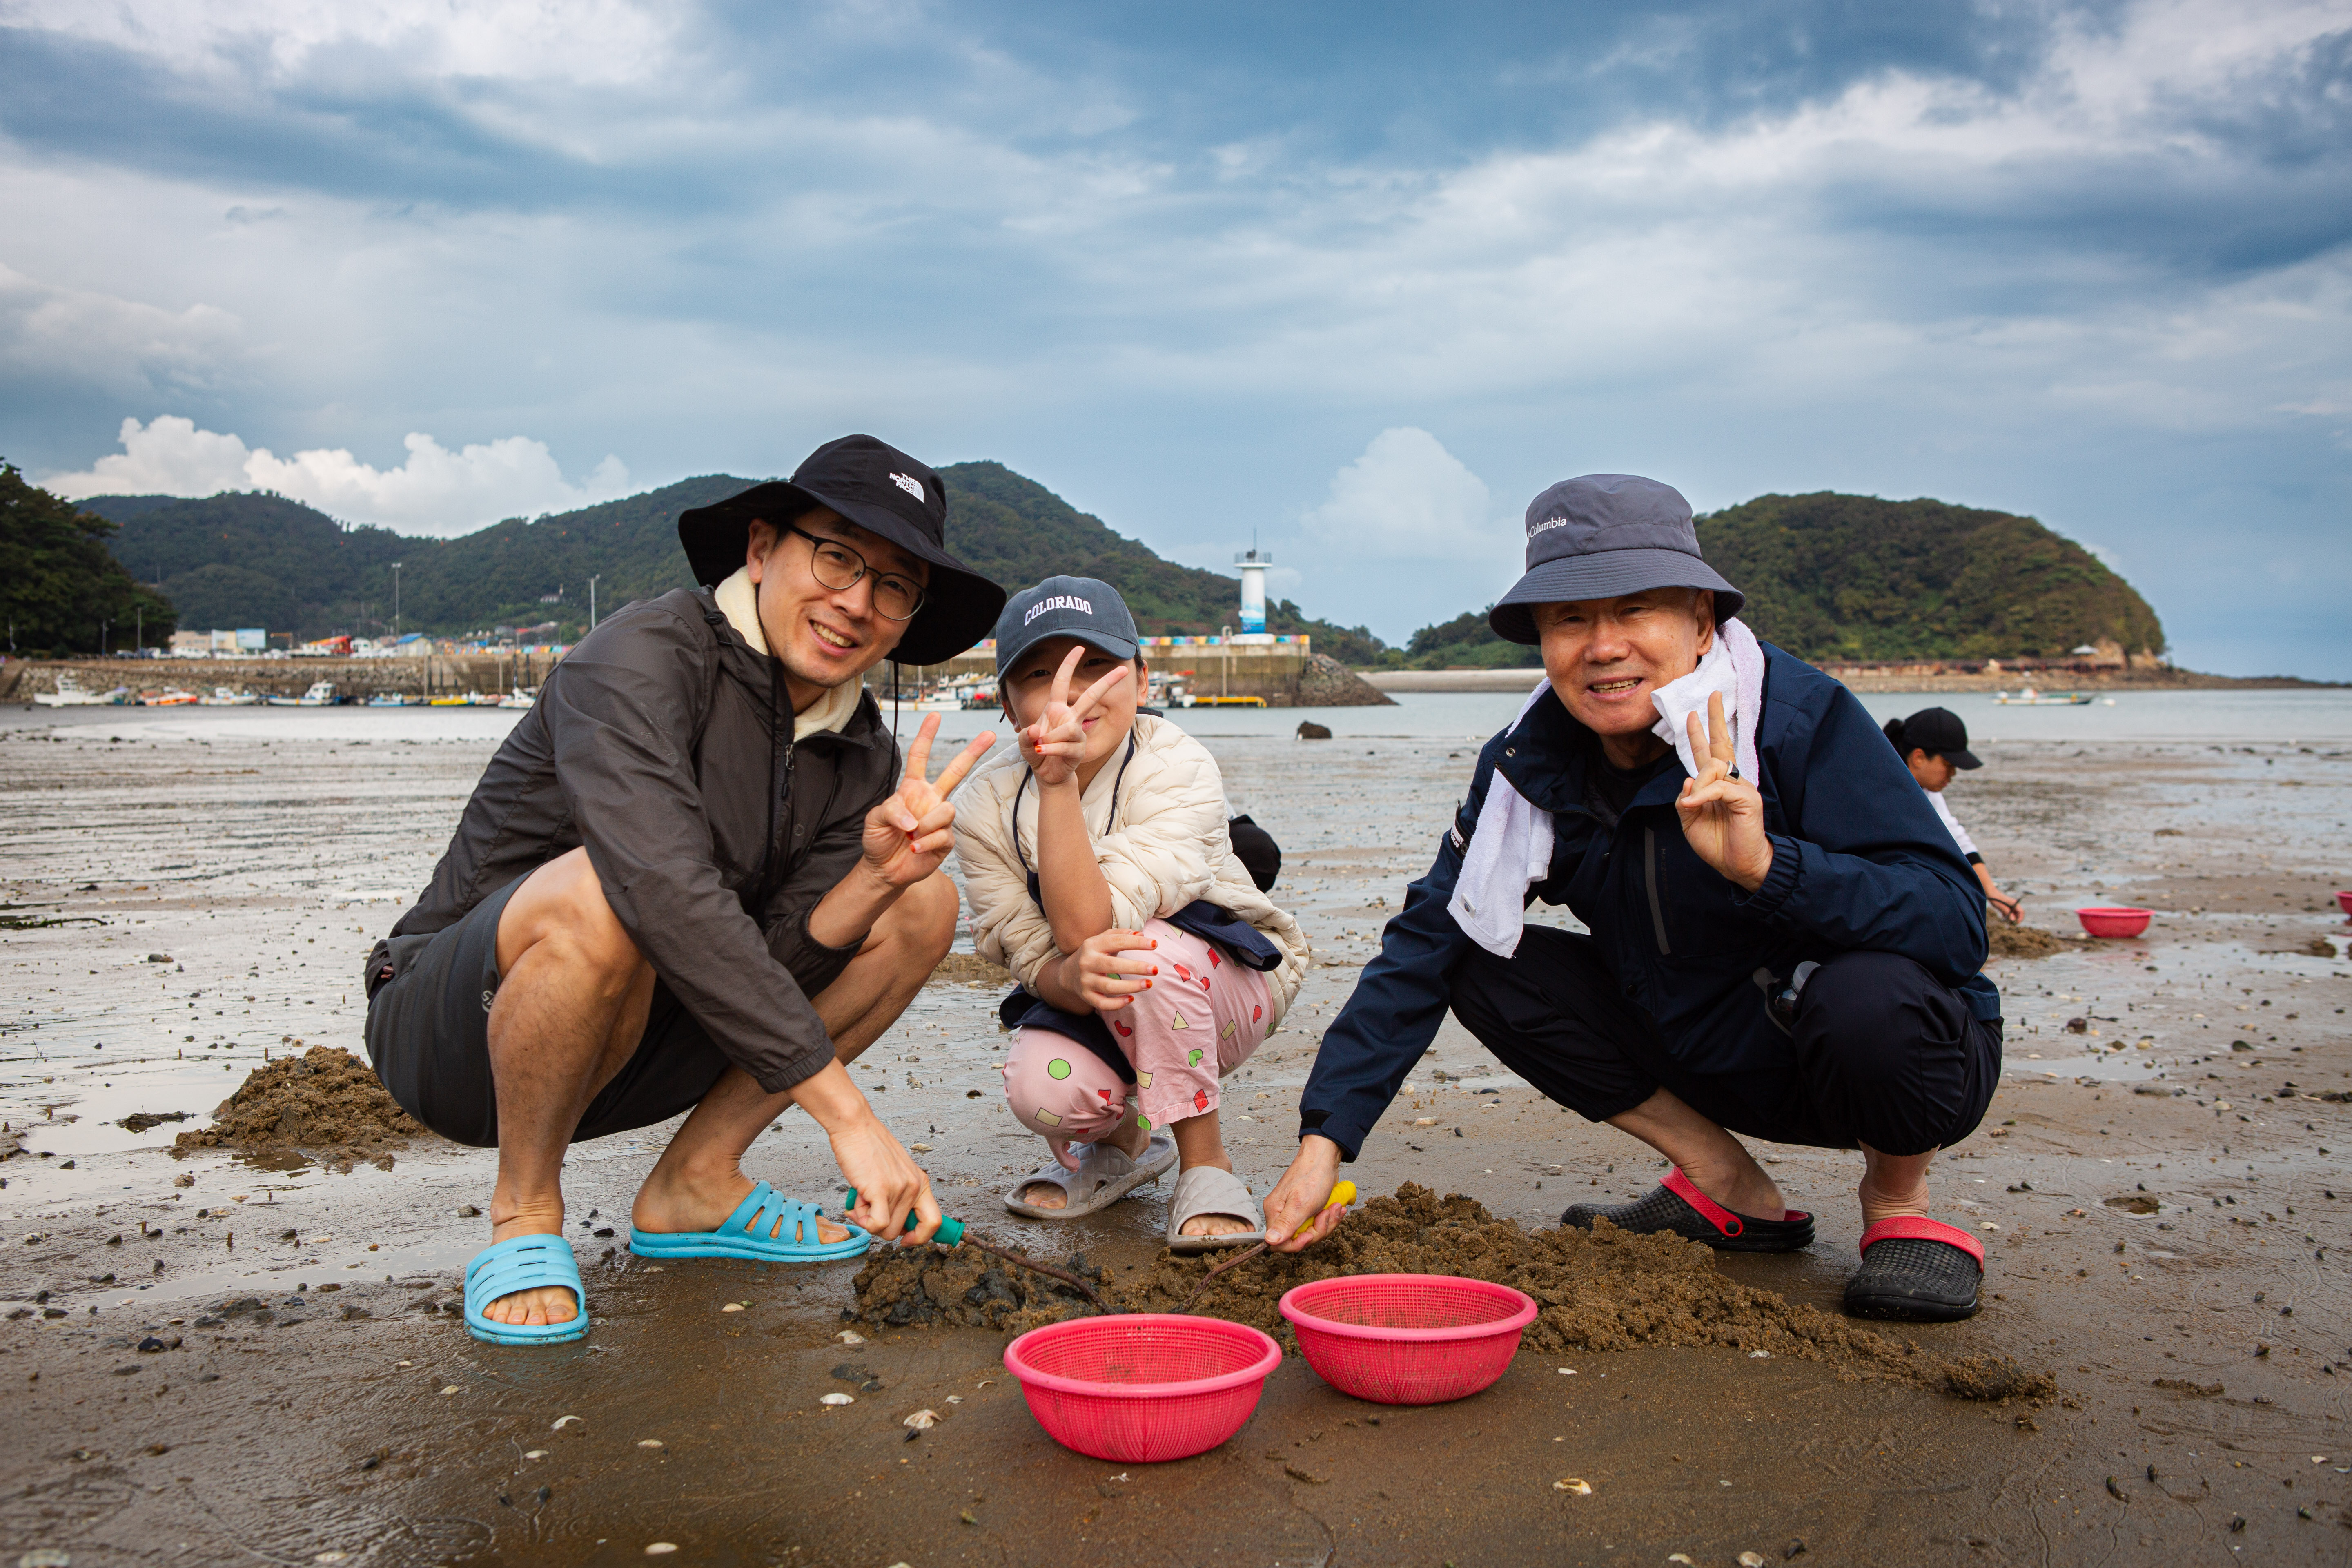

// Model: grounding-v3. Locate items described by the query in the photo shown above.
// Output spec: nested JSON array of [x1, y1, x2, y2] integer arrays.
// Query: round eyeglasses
[[786, 524, 925, 622]]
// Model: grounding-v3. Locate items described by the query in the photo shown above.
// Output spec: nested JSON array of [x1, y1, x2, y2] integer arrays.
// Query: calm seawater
[[11, 686, 2347, 747]]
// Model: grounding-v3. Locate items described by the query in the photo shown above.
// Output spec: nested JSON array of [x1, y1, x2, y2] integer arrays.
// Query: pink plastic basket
[[1279, 1274, 1537, 1405], [2334, 890, 2352, 917], [2076, 906, 2152, 939], [1004, 1314, 1281, 1463]]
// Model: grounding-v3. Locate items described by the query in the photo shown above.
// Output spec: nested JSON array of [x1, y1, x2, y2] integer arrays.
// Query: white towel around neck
[[1444, 617, 1765, 958], [1647, 616, 1763, 784]]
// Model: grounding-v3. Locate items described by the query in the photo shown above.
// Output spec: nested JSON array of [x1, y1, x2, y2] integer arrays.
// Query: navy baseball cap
[[1488, 474, 1744, 645], [1893, 706, 1982, 770], [992, 575, 1140, 676]]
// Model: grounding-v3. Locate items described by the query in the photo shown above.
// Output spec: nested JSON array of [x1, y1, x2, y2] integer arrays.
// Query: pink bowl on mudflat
[[1279, 1274, 1537, 1406], [2335, 891, 2352, 916], [2076, 906, 2153, 939], [1003, 1314, 1280, 1464]]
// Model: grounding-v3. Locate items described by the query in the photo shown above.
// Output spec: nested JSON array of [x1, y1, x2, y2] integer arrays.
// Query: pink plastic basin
[[1279, 1274, 1538, 1406], [1003, 1314, 1280, 1464], [2336, 891, 2352, 916], [2076, 906, 2153, 939]]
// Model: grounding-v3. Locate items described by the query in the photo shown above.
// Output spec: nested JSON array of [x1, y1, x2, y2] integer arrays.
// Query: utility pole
[[135, 605, 143, 655], [392, 562, 403, 638], [1220, 624, 1231, 699], [589, 575, 600, 631]]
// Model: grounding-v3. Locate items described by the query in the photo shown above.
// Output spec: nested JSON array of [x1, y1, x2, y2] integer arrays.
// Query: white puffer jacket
[[955, 713, 1308, 1026]]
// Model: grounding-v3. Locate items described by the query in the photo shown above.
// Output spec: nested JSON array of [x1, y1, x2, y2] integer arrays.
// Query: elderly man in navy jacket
[[1263, 475, 2002, 1321]]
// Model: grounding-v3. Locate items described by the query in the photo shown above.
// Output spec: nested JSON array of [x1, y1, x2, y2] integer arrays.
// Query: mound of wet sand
[[927, 952, 1013, 988], [173, 1046, 432, 1171], [850, 1183, 2057, 1405], [1987, 923, 2067, 960]]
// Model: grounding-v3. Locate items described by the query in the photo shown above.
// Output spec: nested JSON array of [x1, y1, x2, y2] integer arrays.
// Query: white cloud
[[1299, 428, 1501, 559], [0, 263, 242, 397], [43, 415, 630, 534], [0, 0, 680, 85]]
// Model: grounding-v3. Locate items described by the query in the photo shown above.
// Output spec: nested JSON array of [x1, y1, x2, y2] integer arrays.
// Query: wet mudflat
[[3, 703, 2349, 1564]]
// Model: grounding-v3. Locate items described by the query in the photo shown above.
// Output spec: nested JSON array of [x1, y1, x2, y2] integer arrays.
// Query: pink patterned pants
[[1000, 918, 1271, 1149]]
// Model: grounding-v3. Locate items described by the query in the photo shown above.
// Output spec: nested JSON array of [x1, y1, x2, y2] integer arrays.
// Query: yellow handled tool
[[1184, 1180, 1356, 1309]]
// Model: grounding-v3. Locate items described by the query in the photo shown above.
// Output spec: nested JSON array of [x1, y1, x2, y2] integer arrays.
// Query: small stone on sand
[[644, 1545, 677, 1557], [721, 1303, 744, 1313], [837, 1330, 865, 1345], [637, 1439, 663, 1448], [821, 1392, 854, 1406], [439, 1385, 459, 1395]]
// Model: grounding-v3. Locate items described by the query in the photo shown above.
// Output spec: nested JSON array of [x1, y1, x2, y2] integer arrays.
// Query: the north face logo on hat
[[889, 472, 924, 500]]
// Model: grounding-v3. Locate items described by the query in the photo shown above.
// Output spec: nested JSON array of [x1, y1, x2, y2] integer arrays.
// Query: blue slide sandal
[[629, 1180, 872, 1264], [464, 1234, 590, 1346]]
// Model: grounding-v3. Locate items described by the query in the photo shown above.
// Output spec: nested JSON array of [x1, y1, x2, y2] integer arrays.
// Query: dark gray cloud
[[3, 0, 2348, 676]]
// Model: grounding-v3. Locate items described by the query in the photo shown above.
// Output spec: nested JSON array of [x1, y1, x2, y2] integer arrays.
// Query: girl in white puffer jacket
[[955, 576, 1308, 1250]]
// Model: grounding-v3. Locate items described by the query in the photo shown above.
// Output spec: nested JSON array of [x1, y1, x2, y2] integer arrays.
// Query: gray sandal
[[1166, 1165, 1265, 1254], [1003, 1132, 1176, 1221]]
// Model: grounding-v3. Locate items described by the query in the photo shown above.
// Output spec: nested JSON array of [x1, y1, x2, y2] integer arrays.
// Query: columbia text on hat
[[1489, 474, 1743, 644]]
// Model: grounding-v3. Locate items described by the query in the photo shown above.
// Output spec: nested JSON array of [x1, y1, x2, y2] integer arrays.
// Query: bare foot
[[1178, 1209, 1257, 1239], [631, 1171, 851, 1247], [1679, 1154, 1787, 1220], [481, 1204, 580, 1327]]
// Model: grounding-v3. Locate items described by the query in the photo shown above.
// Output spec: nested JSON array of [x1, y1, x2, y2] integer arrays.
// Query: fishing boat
[[32, 674, 123, 707], [1993, 687, 2093, 706], [264, 681, 339, 707], [427, 693, 475, 707], [197, 686, 259, 706], [497, 688, 537, 709], [143, 689, 199, 706], [365, 692, 414, 707]]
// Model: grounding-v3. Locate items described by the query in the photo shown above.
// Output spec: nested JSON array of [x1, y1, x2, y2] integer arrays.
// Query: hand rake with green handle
[[843, 1189, 1107, 1310]]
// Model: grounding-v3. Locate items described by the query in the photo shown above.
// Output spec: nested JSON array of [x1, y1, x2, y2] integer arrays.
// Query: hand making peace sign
[[1675, 690, 1775, 893], [1018, 645, 1133, 789], [859, 713, 997, 888]]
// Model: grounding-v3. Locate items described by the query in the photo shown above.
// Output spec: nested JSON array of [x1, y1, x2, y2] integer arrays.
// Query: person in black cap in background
[[1263, 474, 2004, 1321], [363, 435, 1005, 1344], [1884, 706, 2020, 924]]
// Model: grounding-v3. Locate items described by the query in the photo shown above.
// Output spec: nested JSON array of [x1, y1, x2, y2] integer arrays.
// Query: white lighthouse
[[1233, 547, 1272, 641]]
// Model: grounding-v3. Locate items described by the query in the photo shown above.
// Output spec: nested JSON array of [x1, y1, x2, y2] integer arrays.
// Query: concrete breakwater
[[896, 646, 1393, 708], [0, 652, 552, 703]]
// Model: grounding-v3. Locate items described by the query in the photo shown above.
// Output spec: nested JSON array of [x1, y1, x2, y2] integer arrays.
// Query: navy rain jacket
[[1297, 646, 1999, 1160]]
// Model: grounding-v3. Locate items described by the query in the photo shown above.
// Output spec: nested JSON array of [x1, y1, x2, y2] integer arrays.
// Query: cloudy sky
[[3, 0, 2348, 675]]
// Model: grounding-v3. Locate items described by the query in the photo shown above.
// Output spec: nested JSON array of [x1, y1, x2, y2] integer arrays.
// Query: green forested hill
[[2, 463, 176, 655], [1390, 492, 2167, 668], [82, 462, 1386, 657], [1697, 492, 2164, 662]]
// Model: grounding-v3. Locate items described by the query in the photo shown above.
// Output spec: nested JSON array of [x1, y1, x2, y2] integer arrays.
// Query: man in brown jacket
[[363, 435, 1004, 1342]]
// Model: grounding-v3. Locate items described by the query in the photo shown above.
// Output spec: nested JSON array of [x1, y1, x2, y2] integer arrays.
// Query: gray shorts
[[363, 875, 817, 1149]]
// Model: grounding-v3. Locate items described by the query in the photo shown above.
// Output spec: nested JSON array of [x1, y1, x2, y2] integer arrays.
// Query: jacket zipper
[[1642, 826, 1671, 956]]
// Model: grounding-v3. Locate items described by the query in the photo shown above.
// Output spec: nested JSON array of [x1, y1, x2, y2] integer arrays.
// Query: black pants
[[1447, 927, 1999, 1156], [364, 875, 748, 1149]]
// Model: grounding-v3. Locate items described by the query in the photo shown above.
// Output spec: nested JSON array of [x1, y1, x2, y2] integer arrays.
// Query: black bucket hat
[[676, 434, 1007, 666], [1489, 473, 1743, 645]]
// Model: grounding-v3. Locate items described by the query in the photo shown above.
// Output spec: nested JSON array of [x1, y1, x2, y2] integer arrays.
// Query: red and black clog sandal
[[1562, 1167, 1815, 1253], [1844, 1216, 1983, 1321]]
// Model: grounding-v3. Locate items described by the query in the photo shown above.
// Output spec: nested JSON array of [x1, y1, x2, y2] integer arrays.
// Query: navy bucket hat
[[1488, 474, 1744, 645]]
